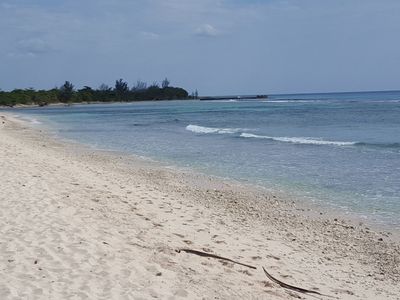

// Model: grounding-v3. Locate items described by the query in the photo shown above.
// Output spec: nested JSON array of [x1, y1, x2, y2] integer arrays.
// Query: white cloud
[[17, 38, 54, 54], [195, 24, 219, 37], [140, 31, 160, 40], [7, 51, 36, 58], [7, 38, 56, 57]]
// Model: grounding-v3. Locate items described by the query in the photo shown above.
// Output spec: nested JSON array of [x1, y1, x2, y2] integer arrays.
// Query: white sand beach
[[0, 113, 399, 299]]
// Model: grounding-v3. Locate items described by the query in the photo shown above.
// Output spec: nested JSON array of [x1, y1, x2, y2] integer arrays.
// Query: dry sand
[[0, 113, 399, 299]]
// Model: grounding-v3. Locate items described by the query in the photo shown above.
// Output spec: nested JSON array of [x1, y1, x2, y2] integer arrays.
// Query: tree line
[[0, 78, 194, 107]]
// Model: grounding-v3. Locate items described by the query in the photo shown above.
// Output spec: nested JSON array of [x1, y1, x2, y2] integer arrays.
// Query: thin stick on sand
[[262, 267, 334, 298], [176, 248, 257, 269]]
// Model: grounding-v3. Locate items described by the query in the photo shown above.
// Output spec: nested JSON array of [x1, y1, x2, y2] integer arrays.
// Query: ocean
[[9, 90, 400, 229]]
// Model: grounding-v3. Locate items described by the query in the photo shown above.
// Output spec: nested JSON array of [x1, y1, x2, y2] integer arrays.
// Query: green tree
[[162, 77, 170, 88], [58, 81, 74, 103], [114, 79, 129, 100], [131, 80, 147, 92], [76, 86, 94, 102], [0, 79, 190, 106]]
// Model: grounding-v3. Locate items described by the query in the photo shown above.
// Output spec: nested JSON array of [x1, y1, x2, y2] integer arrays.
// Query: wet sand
[[0, 113, 399, 299]]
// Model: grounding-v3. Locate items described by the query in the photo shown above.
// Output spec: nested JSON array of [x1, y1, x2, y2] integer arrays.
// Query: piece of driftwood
[[176, 248, 257, 269], [262, 267, 332, 297]]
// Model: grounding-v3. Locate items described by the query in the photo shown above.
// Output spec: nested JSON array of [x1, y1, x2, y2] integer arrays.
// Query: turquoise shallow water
[[8, 90, 400, 229]]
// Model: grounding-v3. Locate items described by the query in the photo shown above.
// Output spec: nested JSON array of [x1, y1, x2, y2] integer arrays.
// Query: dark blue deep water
[[9, 90, 400, 229]]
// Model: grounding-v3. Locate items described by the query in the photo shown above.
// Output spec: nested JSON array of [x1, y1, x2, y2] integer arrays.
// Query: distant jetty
[[199, 95, 268, 101]]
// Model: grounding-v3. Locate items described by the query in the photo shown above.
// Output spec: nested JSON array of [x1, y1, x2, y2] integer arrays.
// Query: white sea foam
[[22, 117, 42, 124], [186, 125, 356, 146], [186, 124, 358, 146], [12, 114, 42, 125], [240, 133, 356, 146], [30, 118, 42, 125], [202, 100, 238, 103], [186, 124, 242, 134], [268, 100, 323, 103]]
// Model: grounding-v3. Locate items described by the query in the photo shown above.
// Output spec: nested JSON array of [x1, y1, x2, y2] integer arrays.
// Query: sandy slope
[[0, 113, 399, 299]]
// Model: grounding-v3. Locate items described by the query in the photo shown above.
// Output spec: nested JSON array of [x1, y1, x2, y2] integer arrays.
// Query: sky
[[0, 0, 400, 95]]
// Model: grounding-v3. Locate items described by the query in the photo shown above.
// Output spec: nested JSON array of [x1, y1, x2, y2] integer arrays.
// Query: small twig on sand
[[176, 248, 257, 269], [262, 267, 334, 298]]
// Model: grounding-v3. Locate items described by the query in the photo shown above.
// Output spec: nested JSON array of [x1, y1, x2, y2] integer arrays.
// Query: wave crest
[[185, 124, 356, 146], [186, 124, 242, 134], [240, 133, 356, 146], [185, 124, 400, 149]]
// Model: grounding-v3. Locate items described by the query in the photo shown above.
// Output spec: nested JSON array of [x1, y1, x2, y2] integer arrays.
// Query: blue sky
[[1, 0, 399, 95]]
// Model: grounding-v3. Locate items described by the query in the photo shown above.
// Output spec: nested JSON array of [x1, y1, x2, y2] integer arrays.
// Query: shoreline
[[1, 112, 399, 299]]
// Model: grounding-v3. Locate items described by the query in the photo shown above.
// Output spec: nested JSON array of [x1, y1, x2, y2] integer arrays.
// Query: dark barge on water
[[199, 95, 268, 101]]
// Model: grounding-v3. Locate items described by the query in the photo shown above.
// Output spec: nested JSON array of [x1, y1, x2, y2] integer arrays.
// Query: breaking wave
[[186, 124, 357, 147], [186, 124, 243, 134], [239, 133, 356, 146], [186, 124, 400, 149]]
